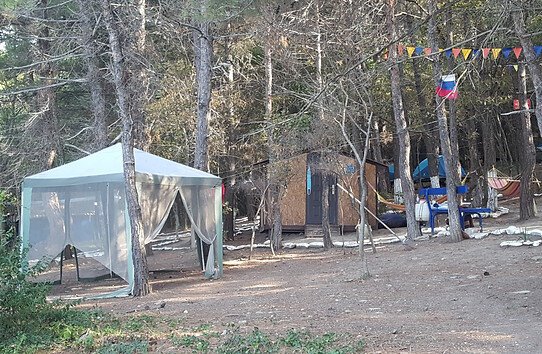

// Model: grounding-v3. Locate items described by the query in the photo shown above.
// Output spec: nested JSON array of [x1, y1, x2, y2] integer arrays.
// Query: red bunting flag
[[513, 47, 522, 59], [482, 48, 491, 59], [452, 48, 461, 58], [424, 47, 432, 56], [398, 45, 405, 56]]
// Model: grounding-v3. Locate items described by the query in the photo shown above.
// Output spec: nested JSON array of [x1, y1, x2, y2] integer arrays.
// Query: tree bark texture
[[264, 33, 282, 250], [407, 14, 440, 186], [314, 3, 332, 246], [77, 0, 108, 151], [512, 8, 542, 136], [102, 0, 150, 296], [192, 4, 212, 172], [428, 0, 462, 242], [517, 63, 537, 219], [386, 0, 420, 242], [371, 118, 390, 192], [30, 0, 62, 170], [445, 9, 461, 186]]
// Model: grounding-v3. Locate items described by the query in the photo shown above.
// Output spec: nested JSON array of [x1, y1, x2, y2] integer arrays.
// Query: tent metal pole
[[106, 183, 112, 278]]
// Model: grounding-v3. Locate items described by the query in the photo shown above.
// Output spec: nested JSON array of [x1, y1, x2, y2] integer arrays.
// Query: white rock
[[500, 240, 524, 247], [472, 232, 489, 240], [505, 226, 522, 235], [308, 242, 324, 248], [527, 229, 542, 236]]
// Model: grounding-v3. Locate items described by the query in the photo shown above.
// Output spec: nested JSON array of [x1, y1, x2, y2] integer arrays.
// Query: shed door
[[306, 168, 338, 225]]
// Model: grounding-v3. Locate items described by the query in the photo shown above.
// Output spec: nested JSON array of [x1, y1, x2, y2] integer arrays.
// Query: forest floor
[[52, 198, 542, 353]]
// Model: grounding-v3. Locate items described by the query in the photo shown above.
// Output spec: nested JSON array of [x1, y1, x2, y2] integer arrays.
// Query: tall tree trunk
[[386, 0, 420, 242], [428, 0, 462, 242], [465, 109, 483, 207], [223, 30, 236, 241], [371, 118, 390, 192], [445, 9, 461, 184], [517, 63, 537, 219], [406, 14, 439, 187], [102, 0, 150, 296], [192, 3, 212, 172], [512, 8, 542, 136], [77, 0, 108, 151], [32, 0, 62, 170], [264, 30, 282, 251], [321, 172, 332, 250], [314, 2, 333, 249]]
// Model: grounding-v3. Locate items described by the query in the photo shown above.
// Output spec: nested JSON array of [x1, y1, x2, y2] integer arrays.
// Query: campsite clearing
[[58, 199, 542, 353]]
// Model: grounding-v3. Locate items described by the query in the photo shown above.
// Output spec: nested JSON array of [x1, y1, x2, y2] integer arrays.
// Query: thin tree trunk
[[386, 0, 420, 242], [337, 92, 371, 278], [371, 118, 390, 192], [264, 29, 282, 251], [102, 0, 150, 296], [517, 63, 537, 219], [428, 0, 462, 242], [77, 0, 108, 151], [406, 14, 439, 187], [512, 8, 542, 136], [192, 1, 212, 172], [33, 0, 62, 169], [314, 2, 332, 248], [445, 9, 461, 184]]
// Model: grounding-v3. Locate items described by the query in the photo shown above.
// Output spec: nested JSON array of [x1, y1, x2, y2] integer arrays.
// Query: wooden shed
[[260, 152, 384, 234]]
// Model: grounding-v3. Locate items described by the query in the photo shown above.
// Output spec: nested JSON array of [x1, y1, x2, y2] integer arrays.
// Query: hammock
[[487, 177, 521, 198], [372, 184, 447, 212], [487, 168, 521, 198]]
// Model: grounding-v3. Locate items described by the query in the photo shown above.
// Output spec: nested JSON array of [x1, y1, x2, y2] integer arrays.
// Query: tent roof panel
[[24, 144, 221, 187]]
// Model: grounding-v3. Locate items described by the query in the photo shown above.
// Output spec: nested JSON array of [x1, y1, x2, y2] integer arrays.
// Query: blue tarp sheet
[[388, 155, 466, 181]]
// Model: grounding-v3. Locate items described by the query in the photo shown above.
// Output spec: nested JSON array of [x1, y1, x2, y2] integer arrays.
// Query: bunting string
[[395, 44, 542, 61]]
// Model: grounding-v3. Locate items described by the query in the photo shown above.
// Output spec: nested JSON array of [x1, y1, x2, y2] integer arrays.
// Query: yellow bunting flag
[[452, 48, 461, 58], [513, 65, 518, 71], [492, 48, 502, 59], [406, 46, 416, 57], [461, 48, 472, 60]]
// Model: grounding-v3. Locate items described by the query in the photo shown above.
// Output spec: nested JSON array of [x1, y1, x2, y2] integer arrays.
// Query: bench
[[419, 186, 492, 235]]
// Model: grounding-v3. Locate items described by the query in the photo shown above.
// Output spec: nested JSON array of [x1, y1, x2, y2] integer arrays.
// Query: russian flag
[[436, 74, 458, 100]]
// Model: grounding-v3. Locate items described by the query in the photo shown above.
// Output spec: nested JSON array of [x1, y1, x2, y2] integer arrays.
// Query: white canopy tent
[[20, 144, 223, 297]]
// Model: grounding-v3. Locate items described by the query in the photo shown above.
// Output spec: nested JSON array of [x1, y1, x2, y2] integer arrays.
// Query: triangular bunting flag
[[414, 47, 424, 55], [502, 47, 512, 59], [445, 49, 453, 58], [452, 48, 461, 58], [513, 47, 522, 59], [482, 48, 491, 59], [398, 45, 405, 56], [424, 47, 432, 56], [472, 49, 480, 58], [383, 51, 389, 60], [534, 46, 542, 57], [439, 48, 444, 53], [461, 48, 472, 60], [513, 65, 518, 71], [492, 48, 502, 59], [406, 46, 416, 57]]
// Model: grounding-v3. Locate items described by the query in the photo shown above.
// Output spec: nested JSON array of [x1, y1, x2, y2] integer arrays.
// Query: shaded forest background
[[1, 0, 541, 225]]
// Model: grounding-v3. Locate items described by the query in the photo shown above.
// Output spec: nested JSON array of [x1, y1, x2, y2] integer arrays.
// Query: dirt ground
[[52, 199, 542, 353]]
